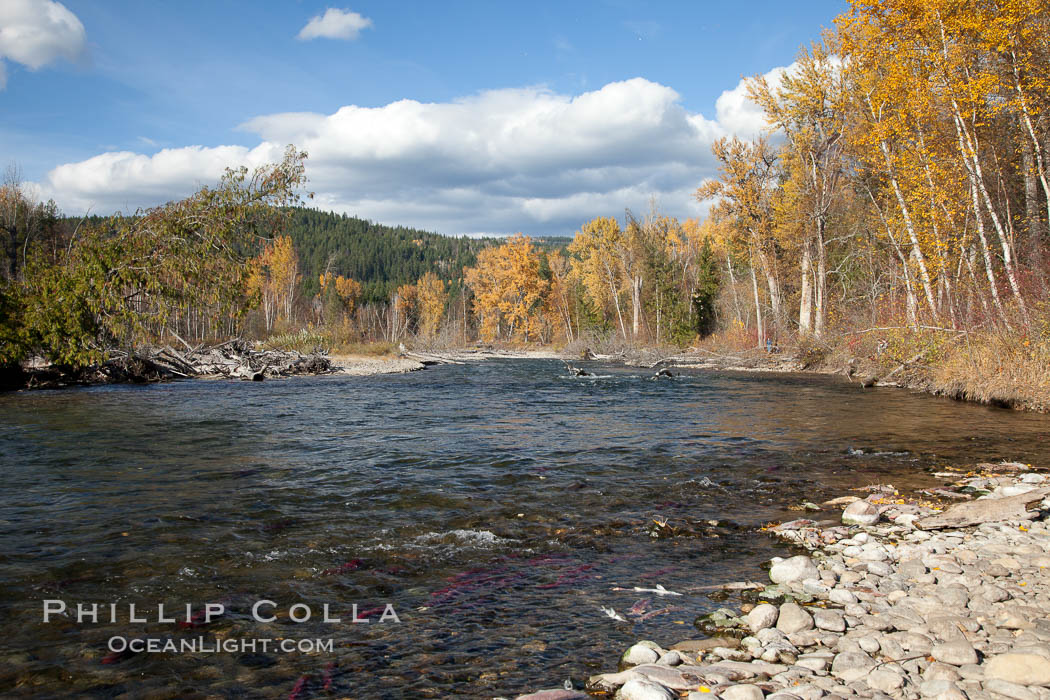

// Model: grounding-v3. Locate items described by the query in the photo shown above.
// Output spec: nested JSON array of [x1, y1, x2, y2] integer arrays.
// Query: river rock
[[984, 679, 1040, 700], [813, 609, 846, 632], [831, 651, 876, 682], [842, 500, 880, 526], [671, 638, 739, 653], [776, 603, 813, 634], [867, 668, 904, 693], [747, 603, 779, 633], [866, 560, 893, 577], [769, 556, 819, 584], [622, 644, 661, 668], [984, 653, 1050, 686], [797, 651, 834, 672], [829, 588, 857, 605], [858, 635, 881, 654], [898, 558, 928, 579], [617, 678, 677, 700], [656, 651, 683, 666], [720, 684, 764, 700], [931, 640, 978, 666], [920, 679, 969, 700]]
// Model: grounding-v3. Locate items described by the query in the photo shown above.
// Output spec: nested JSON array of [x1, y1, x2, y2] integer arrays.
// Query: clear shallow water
[[1, 359, 1049, 698]]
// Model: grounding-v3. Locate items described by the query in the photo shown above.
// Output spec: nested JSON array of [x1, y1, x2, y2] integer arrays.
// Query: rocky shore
[[514, 462, 1050, 700]]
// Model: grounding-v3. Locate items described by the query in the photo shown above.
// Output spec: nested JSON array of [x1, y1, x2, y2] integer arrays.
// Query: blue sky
[[1, 1, 846, 235]]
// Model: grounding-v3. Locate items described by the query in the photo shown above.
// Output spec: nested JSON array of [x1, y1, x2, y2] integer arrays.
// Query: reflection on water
[[1, 360, 1048, 698]]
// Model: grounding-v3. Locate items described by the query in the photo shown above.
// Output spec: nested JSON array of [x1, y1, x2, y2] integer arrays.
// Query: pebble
[[657, 651, 683, 666]]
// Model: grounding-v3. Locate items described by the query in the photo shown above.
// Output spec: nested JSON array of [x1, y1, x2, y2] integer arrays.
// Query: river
[[2, 359, 1048, 698]]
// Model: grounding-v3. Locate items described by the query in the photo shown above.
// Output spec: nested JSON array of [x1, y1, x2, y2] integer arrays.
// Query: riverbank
[[330, 348, 567, 376], [513, 462, 1050, 700], [619, 332, 1050, 414]]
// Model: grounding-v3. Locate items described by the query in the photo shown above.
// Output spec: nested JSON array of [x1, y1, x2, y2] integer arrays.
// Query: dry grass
[[329, 340, 398, 357], [690, 321, 1050, 412], [926, 331, 1050, 411], [260, 328, 329, 354]]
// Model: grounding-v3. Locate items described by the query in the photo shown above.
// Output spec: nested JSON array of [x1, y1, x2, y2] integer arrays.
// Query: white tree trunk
[[750, 259, 764, 349], [799, 245, 813, 335]]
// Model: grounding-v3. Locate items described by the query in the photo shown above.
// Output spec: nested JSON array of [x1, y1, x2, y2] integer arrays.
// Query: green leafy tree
[[691, 237, 721, 339], [15, 146, 308, 368]]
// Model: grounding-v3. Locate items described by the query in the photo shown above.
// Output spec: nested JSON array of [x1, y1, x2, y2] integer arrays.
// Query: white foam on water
[[415, 529, 508, 547], [367, 528, 524, 556]]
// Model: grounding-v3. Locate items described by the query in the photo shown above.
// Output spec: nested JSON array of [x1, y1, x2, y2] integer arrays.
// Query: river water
[[2, 359, 1049, 698]]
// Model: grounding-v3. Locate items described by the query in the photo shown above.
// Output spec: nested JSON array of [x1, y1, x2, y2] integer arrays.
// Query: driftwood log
[[917, 486, 1050, 530], [146, 339, 332, 382], [18, 340, 333, 389]]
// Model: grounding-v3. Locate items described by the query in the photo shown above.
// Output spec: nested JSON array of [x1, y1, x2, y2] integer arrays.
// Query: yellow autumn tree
[[249, 235, 299, 331], [545, 251, 577, 344], [416, 271, 447, 339], [318, 271, 363, 330], [568, 216, 629, 340], [696, 137, 783, 347], [748, 37, 848, 338], [392, 283, 417, 340], [464, 234, 548, 343]]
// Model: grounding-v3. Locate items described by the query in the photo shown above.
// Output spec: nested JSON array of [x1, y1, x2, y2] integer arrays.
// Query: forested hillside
[[279, 209, 570, 303], [283, 208, 495, 303]]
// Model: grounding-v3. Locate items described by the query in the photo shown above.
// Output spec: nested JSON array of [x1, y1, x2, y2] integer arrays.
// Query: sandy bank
[[329, 355, 426, 376]]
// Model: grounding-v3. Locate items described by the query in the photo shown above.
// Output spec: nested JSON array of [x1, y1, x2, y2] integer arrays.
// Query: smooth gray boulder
[[621, 644, 660, 668], [618, 678, 677, 700], [867, 668, 904, 692], [830, 651, 876, 682], [813, 609, 846, 632], [747, 604, 779, 633], [720, 684, 765, 700], [985, 653, 1050, 686], [842, 500, 880, 526], [931, 640, 978, 666], [769, 556, 819, 584], [776, 603, 813, 635]]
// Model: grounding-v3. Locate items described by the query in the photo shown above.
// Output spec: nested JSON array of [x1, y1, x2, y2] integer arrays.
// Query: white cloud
[[36, 72, 783, 234], [297, 8, 372, 41], [0, 0, 86, 88], [715, 63, 795, 138]]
